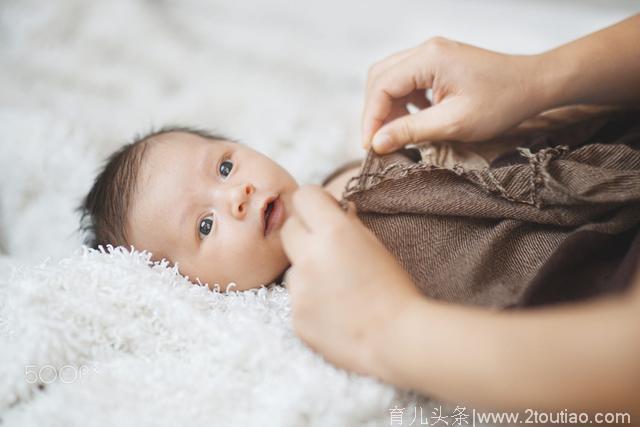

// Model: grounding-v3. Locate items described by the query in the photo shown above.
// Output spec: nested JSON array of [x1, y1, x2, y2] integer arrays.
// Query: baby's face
[[126, 132, 298, 290]]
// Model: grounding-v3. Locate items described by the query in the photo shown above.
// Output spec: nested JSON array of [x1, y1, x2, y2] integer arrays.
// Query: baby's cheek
[[250, 241, 289, 286], [212, 230, 287, 288]]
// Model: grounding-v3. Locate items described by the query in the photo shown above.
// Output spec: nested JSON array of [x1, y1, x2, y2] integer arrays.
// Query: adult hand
[[280, 185, 423, 375], [361, 37, 548, 154]]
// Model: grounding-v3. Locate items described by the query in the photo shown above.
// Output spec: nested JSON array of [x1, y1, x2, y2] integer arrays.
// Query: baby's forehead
[[136, 132, 229, 196], [143, 132, 226, 164], [149, 130, 223, 148]]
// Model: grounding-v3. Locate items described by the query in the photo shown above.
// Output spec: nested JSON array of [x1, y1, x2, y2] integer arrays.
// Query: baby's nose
[[231, 183, 255, 218]]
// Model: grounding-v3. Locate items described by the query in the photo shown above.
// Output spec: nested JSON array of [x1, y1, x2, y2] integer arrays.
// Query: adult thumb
[[371, 103, 460, 153]]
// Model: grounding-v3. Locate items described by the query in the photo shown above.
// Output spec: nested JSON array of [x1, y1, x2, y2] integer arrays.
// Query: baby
[[77, 127, 360, 291], [77, 107, 640, 308]]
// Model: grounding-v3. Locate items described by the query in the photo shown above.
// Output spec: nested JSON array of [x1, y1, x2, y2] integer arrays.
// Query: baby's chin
[[198, 239, 291, 292], [241, 263, 291, 291]]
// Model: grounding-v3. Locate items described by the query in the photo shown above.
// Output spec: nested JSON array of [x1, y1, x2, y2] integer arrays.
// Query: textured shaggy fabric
[[0, 246, 435, 426]]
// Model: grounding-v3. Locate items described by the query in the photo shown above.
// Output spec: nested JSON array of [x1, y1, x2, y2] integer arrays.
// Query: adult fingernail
[[372, 132, 392, 152]]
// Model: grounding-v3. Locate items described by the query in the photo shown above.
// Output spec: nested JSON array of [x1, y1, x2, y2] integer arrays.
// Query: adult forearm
[[370, 298, 508, 405], [534, 14, 640, 111], [489, 295, 640, 413], [369, 289, 640, 414]]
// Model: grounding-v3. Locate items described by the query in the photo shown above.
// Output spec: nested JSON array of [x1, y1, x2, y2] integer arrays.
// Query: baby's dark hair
[[76, 126, 231, 250]]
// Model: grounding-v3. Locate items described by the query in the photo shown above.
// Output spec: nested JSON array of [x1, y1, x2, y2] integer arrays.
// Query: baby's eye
[[219, 159, 233, 177], [199, 215, 214, 239]]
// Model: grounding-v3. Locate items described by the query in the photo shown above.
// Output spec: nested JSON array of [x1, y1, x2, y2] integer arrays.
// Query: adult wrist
[[363, 289, 432, 391], [527, 49, 577, 113]]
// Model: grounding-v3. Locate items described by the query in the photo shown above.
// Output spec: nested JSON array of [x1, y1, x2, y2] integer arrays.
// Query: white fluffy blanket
[[0, 246, 427, 426], [1, 0, 637, 425]]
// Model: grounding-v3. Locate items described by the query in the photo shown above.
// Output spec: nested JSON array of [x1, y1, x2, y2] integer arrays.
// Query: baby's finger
[[291, 185, 346, 232], [280, 215, 309, 260]]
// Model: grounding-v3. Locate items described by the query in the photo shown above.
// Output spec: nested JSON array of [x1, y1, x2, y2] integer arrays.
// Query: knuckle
[[368, 60, 383, 75], [367, 60, 384, 83], [423, 36, 450, 54], [368, 72, 383, 94], [368, 60, 396, 94]]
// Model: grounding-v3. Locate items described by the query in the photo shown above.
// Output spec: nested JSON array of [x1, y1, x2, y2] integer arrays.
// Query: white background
[[1, 0, 639, 264]]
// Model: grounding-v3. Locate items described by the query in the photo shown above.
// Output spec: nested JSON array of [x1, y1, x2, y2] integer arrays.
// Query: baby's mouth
[[262, 195, 284, 237]]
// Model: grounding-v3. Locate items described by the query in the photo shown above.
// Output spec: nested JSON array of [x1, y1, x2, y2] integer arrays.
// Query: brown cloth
[[336, 106, 640, 309]]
